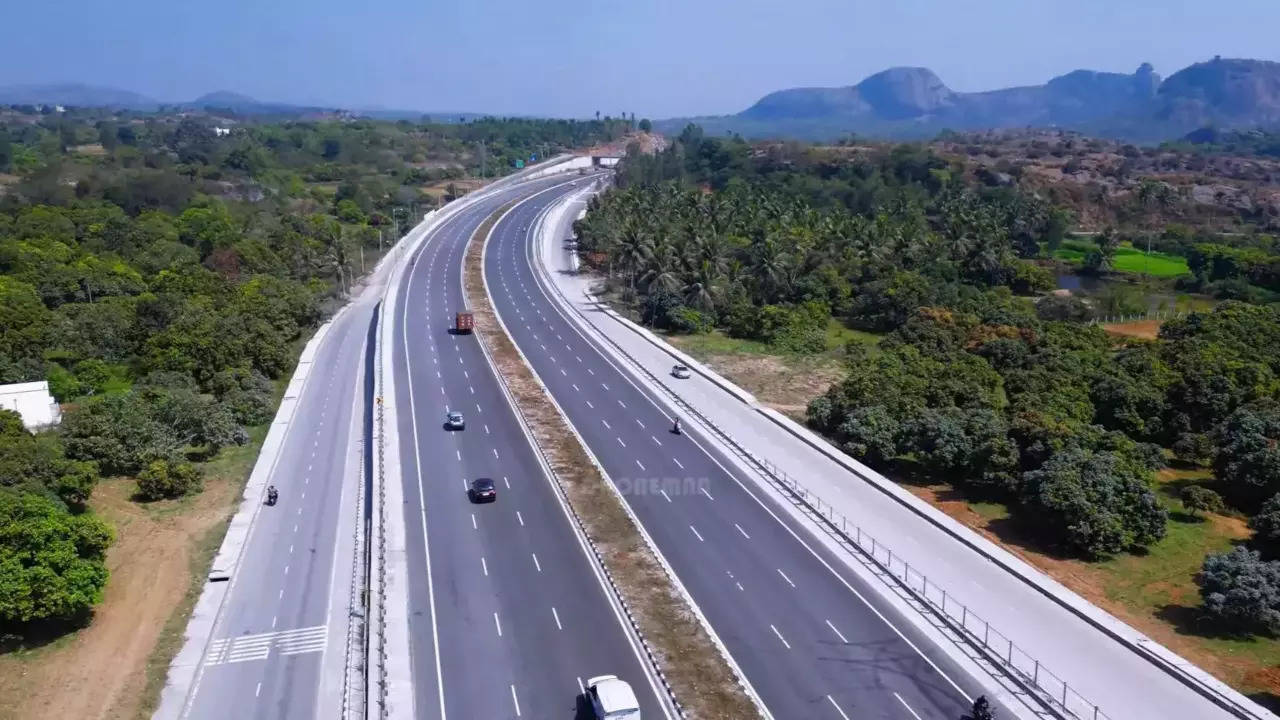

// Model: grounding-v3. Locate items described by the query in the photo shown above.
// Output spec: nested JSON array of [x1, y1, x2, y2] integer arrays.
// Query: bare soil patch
[[705, 354, 840, 419], [465, 207, 758, 719], [0, 472, 239, 720], [1103, 319, 1162, 340], [70, 144, 108, 156]]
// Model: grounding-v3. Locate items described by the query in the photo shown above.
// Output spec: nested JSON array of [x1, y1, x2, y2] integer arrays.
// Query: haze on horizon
[[3, 0, 1278, 119]]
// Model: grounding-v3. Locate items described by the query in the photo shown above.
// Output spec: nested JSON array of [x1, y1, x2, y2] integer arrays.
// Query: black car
[[468, 477, 497, 503]]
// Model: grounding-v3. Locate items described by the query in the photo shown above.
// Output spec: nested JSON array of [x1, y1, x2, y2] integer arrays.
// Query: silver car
[[445, 410, 465, 430], [670, 364, 691, 379]]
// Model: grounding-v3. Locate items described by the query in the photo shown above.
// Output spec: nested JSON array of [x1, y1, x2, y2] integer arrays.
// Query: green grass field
[[1110, 246, 1191, 277], [1051, 241, 1190, 277], [665, 318, 881, 357]]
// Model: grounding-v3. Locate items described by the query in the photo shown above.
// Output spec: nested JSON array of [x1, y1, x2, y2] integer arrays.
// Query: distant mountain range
[[656, 57, 1280, 142], [0, 83, 483, 122]]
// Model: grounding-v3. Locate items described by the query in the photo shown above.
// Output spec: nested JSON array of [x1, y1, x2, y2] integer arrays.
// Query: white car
[[670, 364, 691, 379], [586, 675, 640, 719]]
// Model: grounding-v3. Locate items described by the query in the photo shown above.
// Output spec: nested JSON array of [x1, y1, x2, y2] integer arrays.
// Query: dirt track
[[0, 474, 238, 720]]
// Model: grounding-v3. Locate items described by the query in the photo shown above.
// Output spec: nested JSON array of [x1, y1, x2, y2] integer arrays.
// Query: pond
[[1054, 271, 1213, 316], [1055, 272, 1107, 293]]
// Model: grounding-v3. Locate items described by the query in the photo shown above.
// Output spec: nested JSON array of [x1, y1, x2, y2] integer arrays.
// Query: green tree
[[177, 203, 238, 257], [1022, 449, 1167, 558], [0, 489, 113, 631], [1212, 404, 1280, 501], [0, 277, 53, 382], [0, 128, 12, 170], [1198, 546, 1280, 634], [638, 118, 653, 132], [1249, 494, 1280, 546], [97, 122, 118, 152]]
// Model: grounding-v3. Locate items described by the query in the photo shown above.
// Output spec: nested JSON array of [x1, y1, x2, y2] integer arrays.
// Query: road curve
[[391, 175, 671, 720], [484, 180, 1012, 720]]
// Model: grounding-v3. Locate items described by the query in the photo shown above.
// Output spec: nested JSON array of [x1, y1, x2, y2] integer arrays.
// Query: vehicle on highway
[[586, 675, 640, 719], [670, 364, 691, 379], [454, 311, 474, 334], [445, 410, 465, 430], [266, 485, 278, 506], [468, 477, 497, 503]]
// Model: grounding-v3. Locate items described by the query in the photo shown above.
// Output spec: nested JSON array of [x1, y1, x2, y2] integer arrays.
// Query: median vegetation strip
[[464, 205, 760, 719]]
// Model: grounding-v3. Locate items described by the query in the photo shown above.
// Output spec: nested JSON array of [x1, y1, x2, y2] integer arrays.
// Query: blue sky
[[3, 0, 1278, 118]]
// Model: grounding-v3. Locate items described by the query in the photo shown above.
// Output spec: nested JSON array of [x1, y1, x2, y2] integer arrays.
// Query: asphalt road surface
[[484, 181, 1010, 720], [182, 285, 374, 720], [392, 176, 670, 720]]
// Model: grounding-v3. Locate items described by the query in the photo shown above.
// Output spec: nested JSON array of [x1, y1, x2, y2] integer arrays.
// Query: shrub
[[1035, 293, 1093, 322], [640, 288, 682, 329], [1181, 485, 1225, 517], [1198, 546, 1280, 634], [722, 300, 762, 340], [135, 459, 202, 500], [667, 306, 712, 334]]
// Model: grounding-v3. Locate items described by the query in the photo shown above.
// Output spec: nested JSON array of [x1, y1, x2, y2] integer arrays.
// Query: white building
[[0, 381, 61, 431], [213, 127, 231, 137]]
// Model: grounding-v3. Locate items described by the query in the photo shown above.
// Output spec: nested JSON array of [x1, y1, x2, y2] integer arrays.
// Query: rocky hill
[[0, 83, 158, 109], [658, 58, 1280, 143]]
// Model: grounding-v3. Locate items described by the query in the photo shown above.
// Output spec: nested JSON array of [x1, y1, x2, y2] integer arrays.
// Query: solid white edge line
[[402, 204, 491, 720], [470, 181, 684, 720], [827, 695, 851, 720], [894, 692, 925, 720], [522, 189, 978, 705]]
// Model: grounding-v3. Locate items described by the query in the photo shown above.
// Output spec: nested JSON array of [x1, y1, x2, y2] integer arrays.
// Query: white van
[[586, 675, 640, 719]]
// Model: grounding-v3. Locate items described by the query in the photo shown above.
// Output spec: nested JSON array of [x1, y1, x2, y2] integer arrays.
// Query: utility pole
[[359, 243, 365, 274]]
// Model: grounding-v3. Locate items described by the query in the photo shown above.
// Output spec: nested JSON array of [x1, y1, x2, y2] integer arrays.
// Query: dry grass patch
[[665, 330, 853, 421], [465, 208, 759, 719]]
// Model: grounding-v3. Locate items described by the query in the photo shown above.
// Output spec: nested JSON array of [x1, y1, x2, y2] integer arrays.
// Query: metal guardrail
[[342, 442, 369, 719], [369, 314, 389, 717], [537, 243, 1115, 720]]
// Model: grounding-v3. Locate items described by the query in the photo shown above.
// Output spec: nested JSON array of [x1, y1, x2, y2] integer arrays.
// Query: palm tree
[[749, 235, 790, 304], [683, 260, 722, 312], [642, 239, 682, 294], [615, 220, 653, 293]]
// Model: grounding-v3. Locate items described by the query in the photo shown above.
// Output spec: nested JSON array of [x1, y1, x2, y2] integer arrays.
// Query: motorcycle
[[266, 486, 278, 506], [672, 418, 682, 435]]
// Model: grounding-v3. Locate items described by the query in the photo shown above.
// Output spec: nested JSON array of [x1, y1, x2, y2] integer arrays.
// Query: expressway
[[481, 181, 1010, 720], [179, 274, 373, 719], [390, 175, 671, 719]]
